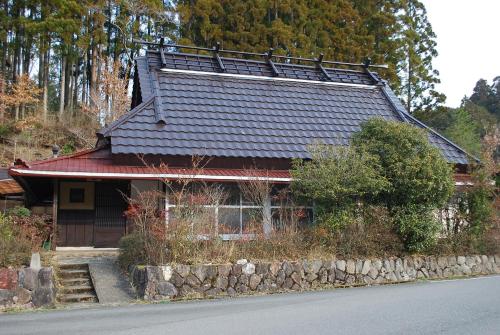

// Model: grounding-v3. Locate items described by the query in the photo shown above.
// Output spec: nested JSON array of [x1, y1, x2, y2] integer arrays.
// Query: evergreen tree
[[443, 108, 481, 156], [396, 0, 444, 114]]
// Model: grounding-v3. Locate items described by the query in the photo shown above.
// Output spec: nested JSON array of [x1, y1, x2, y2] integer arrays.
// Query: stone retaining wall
[[0, 267, 57, 309], [130, 255, 500, 301]]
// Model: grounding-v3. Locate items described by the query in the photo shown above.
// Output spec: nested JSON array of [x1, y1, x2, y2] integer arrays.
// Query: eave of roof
[[8, 147, 291, 183]]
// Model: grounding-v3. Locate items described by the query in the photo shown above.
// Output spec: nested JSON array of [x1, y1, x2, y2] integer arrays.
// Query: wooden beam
[[51, 179, 58, 251]]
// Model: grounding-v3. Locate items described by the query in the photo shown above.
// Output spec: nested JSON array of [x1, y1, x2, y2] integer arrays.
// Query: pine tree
[[396, 0, 444, 114]]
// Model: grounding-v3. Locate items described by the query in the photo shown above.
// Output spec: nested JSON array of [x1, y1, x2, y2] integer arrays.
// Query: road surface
[[2, 275, 500, 335]]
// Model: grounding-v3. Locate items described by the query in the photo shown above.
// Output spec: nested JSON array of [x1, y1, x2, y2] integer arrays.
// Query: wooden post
[[51, 179, 58, 250]]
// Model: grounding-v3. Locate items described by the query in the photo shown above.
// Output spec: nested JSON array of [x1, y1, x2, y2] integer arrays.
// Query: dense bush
[[0, 207, 52, 267], [292, 119, 455, 252], [118, 232, 146, 270], [351, 118, 455, 210], [392, 206, 441, 252]]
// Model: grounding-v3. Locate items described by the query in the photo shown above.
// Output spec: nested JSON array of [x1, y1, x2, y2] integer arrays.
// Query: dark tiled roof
[[146, 50, 377, 85], [100, 50, 472, 165]]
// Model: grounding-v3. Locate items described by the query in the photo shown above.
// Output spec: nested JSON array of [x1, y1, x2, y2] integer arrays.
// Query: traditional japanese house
[[9, 43, 474, 248]]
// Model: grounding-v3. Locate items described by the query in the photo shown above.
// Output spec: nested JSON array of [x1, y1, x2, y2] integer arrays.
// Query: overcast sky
[[421, 0, 500, 107]]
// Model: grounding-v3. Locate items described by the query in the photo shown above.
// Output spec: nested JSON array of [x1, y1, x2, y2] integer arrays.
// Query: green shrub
[[352, 118, 455, 210], [9, 206, 31, 217], [292, 119, 455, 253], [291, 144, 389, 219], [118, 232, 146, 270], [392, 206, 441, 252], [61, 141, 76, 155], [0, 213, 31, 267]]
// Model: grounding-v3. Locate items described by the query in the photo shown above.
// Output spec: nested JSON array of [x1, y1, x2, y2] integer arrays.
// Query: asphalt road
[[2, 275, 500, 335]]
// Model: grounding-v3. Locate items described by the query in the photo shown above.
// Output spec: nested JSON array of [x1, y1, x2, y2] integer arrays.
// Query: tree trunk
[[73, 58, 79, 113], [59, 53, 66, 118], [42, 40, 50, 122], [82, 50, 87, 105], [90, 38, 98, 107]]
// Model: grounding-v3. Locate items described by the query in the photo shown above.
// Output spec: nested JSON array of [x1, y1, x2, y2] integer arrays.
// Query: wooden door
[[94, 182, 129, 247]]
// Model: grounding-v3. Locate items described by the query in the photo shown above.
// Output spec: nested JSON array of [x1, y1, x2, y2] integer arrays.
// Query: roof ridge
[[98, 95, 156, 137], [146, 49, 378, 76]]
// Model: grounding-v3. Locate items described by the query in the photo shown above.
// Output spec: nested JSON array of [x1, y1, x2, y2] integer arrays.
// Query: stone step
[[59, 269, 89, 279], [60, 278, 92, 286], [58, 293, 98, 304], [59, 263, 88, 271], [59, 285, 95, 295]]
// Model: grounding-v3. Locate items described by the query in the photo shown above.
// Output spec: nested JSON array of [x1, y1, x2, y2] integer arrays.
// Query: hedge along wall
[[0, 267, 57, 309], [130, 255, 500, 301]]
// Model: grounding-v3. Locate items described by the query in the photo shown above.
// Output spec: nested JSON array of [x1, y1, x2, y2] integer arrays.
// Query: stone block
[[304, 272, 317, 283], [255, 263, 270, 276], [160, 265, 173, 281], [232, 264, 242, 276], [283, 278, 293, 289], [346, 260, 356, 274], [269, 262, 281, 277], [215, 276, 229, 290], [32, 287, 55, 307], [282, 261, 294, 276], [303, 260, 322, 275], [355, 260, 363, 274], [242, 263, 255, 276], [19, 268, 39, 291], [157, 282, 178, 297], [236, 259, 248, 265], [218, 264, 232, 277], [205, 288, 221, 296], [174, 264, 190, 278], [336, 260, 346, 272], [457, 256, 466, 265], [13, 287, 31, 305], [361, 260, 371, 275], [191, 265, 208, 283], [37, 268, 54, 289], [0, 289, 14, 305], [0, 268, 18, 290], [185, 274, 201, 288], [345, 275, 355, 285], [227, 287, 237, 297], [169, 272, 185, 287], [319, 269, 328, 284], [276, 270, 286, 286], [249, 274, 261, 290], [335, 269, 346, 282], [30, 253, 41, 270], [229, 275, 238, 288], [235, 284, 248, 294], [238, 274, 249, 286], [205, 265, 218, 281]]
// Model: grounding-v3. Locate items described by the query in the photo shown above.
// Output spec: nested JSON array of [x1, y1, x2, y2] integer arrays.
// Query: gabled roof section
[[102, 46, 472, 165]]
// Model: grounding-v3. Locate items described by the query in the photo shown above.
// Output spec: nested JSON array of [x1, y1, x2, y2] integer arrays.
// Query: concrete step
[[59, 285, 95, 295], [58, 293, 98, 303]]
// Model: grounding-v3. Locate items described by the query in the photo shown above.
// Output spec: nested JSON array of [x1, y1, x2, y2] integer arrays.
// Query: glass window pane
[[242, 208, 263, 234], [271, 184, 291, 207], [221, 184, 240, 206], [218, 208, 240, 234]]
